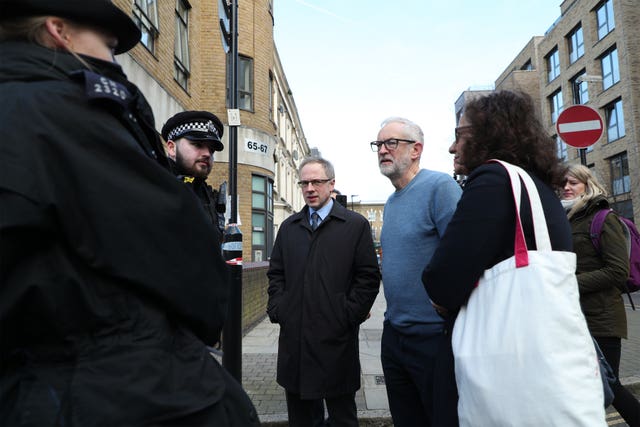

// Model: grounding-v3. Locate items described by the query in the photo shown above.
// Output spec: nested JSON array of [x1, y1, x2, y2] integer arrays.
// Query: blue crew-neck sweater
[[381, 169, 461, 335]]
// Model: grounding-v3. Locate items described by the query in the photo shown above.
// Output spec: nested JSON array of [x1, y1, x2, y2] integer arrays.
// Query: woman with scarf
[[562, 164, 640, 426]]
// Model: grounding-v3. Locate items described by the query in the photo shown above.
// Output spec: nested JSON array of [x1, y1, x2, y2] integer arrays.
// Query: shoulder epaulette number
[[71, 70, 131, 107]]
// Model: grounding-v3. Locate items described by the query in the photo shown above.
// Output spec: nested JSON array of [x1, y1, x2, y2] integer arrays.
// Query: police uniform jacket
[[568, 195, 629, 338], [0, 42, 256, 425], [168, 158, 225, 236], [266, 201, 380, 399]]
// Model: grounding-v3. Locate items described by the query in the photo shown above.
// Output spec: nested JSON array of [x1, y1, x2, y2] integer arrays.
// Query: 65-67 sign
[[556, 105, 604, 148], [244, 139, 269, 156]]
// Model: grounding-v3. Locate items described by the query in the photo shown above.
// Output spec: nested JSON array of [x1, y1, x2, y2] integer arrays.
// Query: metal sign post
[[219, 0, 242, 383]]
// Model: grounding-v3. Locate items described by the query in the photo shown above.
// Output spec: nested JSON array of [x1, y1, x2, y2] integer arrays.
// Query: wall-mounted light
[[576, 75, 603, 84]]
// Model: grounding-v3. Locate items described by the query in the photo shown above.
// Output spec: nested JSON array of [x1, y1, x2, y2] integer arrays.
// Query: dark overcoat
[[267, 202, 380, 399], [0, 41, 256, 426]]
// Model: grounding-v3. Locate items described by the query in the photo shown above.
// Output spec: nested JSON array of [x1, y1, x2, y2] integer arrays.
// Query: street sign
[[556, 105, 603, 148]]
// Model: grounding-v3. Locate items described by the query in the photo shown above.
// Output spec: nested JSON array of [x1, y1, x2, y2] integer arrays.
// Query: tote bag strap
[[488, 160, 553, 268]]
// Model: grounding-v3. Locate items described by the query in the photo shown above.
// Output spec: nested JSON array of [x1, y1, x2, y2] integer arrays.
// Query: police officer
[[0, 0, 258, 425], [162, 110, 227, 236]]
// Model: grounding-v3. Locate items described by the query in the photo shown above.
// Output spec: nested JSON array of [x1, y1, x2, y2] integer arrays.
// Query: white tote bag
[[452, 160, 605, 427]]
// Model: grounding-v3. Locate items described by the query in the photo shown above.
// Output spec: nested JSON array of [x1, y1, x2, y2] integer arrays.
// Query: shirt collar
[[309, 198, 334, 222]]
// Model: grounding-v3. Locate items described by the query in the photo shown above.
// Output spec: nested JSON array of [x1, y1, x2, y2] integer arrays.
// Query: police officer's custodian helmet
[[161, 111, 225, 152]]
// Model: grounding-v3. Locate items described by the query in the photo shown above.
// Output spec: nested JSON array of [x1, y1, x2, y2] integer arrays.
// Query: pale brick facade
[[112, 0, 310, 262], [536, 0, 639, 221], [466, 0, 639, 221], [350, 201, 385, 255]]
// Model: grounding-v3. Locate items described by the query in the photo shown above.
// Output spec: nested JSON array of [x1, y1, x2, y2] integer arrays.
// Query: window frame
[[570, 71, 589, 105], [133, 0, 159, 53], [567, 24, 584, 64], [601, 47, 620, 90], [605, 98, 625, 143], [549, 89, 563, 124], [609, 152, 629, 196], [174, 0, 191, 90], [546, 48, 560, 82], [596, 0, 615, 40], [226, 55, 254, 111], [556, 135, 568, 161], [251, 174, 274, 262]]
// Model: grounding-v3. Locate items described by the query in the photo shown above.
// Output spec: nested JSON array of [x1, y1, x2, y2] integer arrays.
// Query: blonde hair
[[0, 16, 94, 70], [0, 16, 50, 45], [564, 164, 608, 219]]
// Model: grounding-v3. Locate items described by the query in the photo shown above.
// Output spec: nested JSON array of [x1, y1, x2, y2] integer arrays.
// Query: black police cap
[[161, 111, 225, 152], [0, 0, 141, 54]]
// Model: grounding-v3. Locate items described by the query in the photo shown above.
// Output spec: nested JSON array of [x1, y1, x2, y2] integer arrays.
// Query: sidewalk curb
[[622, 377, 640, 394]]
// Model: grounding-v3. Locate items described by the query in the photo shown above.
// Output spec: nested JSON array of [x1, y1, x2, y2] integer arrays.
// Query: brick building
[[349, 200, 385, 257], [492, 0, 639, 221], [112, 0, 311, 262]]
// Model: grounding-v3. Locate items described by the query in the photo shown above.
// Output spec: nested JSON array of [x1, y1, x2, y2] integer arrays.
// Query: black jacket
[[421, 163, 573, 425], [0, 42, 254, 425], [267, 202, 380, 398], [423, 163, 573, 314], [168, 158, 226, 237]]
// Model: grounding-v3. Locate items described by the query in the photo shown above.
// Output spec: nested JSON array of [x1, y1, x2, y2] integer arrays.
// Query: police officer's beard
[[175, 150, 211, 179]]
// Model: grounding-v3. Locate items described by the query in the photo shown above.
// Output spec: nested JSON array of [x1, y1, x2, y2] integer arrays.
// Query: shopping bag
[[452, 160, 605, 427]]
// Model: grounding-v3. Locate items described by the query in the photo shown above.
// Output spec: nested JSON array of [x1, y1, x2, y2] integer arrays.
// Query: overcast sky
[[273, 0, 562, 201]]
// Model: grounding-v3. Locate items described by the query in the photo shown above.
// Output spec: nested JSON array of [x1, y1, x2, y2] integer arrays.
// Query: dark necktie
[[311, 212, 320, 231]]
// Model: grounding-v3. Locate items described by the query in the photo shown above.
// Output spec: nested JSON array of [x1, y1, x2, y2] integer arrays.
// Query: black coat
[[421, 163, 573, 425], [423, 163, 573, 313], [0, 42, 256, 426], [267, 202, 380, 399]]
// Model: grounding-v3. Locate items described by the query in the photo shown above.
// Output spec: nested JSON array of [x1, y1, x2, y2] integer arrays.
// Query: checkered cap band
[[167, 120, 220, 141]]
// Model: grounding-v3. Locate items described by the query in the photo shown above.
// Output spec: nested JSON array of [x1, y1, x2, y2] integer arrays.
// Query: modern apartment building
[[493, 0, 639, 221], [112, 0, 310, 262]]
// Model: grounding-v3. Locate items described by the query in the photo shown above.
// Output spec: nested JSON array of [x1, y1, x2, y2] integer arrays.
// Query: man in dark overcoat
[[267, 156, 380, 427]]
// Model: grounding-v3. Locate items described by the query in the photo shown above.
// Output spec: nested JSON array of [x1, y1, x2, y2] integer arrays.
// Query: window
[[546, 48, 560, 82], [269, 72, 275, 122], [174, 0, 190, 90], [556, 135, 568, 161], [605, 99, 625, 142], [571, 72, 589, 104], [133, 0, 159, 53], [239, 56, 254, 110], [610, 152, 629, 195], [367, 210, 377, 222], [611, 200, 634, 223], [521, 60, 533, 71], [567, 25, 584, 64], [601, 48, 620, 90], [549, 90, 563, 124], [227, 55, 254, 110], [596, 0, 615, 40], [251, 175, 274, 262]]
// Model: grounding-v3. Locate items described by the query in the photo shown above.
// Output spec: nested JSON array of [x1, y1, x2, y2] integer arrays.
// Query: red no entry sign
[[556, 105, 603, 148]]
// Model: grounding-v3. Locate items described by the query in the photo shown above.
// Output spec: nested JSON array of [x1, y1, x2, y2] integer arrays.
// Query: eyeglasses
[[454, 126, 473, 142], [370, 138, 416, 152], [297, 178, 333, 188]]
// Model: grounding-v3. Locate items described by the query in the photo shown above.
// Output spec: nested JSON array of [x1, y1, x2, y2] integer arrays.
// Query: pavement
[[241, 290, 640, 426]]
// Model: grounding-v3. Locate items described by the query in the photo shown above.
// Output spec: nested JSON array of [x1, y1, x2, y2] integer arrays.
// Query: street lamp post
[[350, 195, 359, 211]]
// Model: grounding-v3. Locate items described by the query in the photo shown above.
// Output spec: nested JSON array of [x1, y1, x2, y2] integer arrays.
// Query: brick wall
[[242, 261, 270, 333], [493, 0, 639, 221]]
